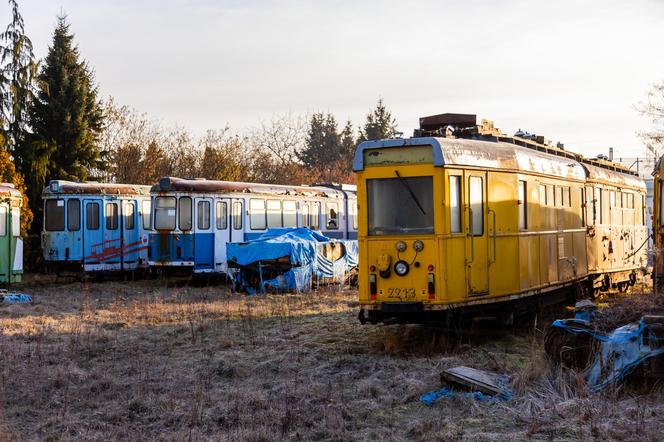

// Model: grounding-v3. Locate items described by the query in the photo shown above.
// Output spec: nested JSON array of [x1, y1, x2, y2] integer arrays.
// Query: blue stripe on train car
[[194, 232, 214, 270], [324, 231, 344, 239], [347, 231, 358, 240], [149, 233, 195, 264]]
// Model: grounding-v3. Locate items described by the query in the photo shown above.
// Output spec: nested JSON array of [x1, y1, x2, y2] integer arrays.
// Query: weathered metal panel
[[581, 163, 646, 190], [151, 177, 346, 199], [43, 180, 151, 196]]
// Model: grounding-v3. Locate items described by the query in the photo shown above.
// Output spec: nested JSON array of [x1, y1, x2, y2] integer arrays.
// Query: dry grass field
[[1, 278, 663, 441]]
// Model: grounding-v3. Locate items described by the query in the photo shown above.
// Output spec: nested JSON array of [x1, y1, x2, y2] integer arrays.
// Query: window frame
[[124, 202, 135, 230], [197, 200, 211, 230], [45, 199, 66, 231], [449, 175, 462, 233], [154, 196, 177, 231], [282, 200, 297, 227], [326, 202, 339, 230], [250, 199, 266, 230], [216, 200, 228, 230], [469, 176, 484, 236], [67, 199, 81, 231], [233, 201, 243, 230], [86, 202, 100, 230], [266, 199, 283, 228], [105, 202, 119, 230], [141, 200, 151, 230], [518, 180, 527, 230], [178, 197, 192, 231]]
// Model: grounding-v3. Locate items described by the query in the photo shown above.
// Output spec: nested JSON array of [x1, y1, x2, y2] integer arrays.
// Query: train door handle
[[489, 209, 497, 264]]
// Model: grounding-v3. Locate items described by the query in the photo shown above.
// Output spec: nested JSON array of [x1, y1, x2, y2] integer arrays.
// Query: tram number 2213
[[387, 288, 417, 299]]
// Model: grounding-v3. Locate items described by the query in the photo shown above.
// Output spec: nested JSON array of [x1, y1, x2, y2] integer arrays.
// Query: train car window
[[250, 199, 266, 230], [326, 202, 339, 230], [0, 206, 6, 236], [283, 200, 297, 227], [518, 180, 527, 230], [124, 203, 135, 230], [45, 199, 65, 231], [352, 201, 358, 230], [546, 185, 554, 207], [141, 200, 151, 230], [86, 202, 100, 230], [233, 201, 243, 230], [105, 203, 118, 230], [609, 191, 615, 208], [629, 193, 635, 209], [216, 201, 228, 230], [555, 186, 562, 207], [580, 189, 586, 227], [11, 208, 19, 237], [563, 187, 571, 207], [301, 204, 310, 228], [197, 201, 210, 230], [311, 202, 320, 230], [67, 199, 80, 231], [154, 197, 176, 230], [367, 177, 433, 235], [469, 176, 484, 236], [179, 197, 192, 231], [450, 176, 462, 233], [539, 185, 546, 206], [595, 188, 603, 224], [267, 200, 282, 228]]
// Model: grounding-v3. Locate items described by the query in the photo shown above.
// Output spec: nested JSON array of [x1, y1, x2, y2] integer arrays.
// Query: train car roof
[[354, 137, 645, 189], [151, 177, 349, 198], [0, 183, 21, 198], [43, 180, 151, 196]]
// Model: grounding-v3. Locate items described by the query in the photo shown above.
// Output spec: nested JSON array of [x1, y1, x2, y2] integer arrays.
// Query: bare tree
[[637, 81, 664, 157]]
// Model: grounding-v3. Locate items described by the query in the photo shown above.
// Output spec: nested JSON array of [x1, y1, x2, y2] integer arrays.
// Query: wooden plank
[[441, 366, 508, 396]]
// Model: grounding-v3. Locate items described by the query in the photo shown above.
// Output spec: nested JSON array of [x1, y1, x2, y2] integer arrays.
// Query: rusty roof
[[151, 177, 349, 198], [0, 183, 21, 198], [43, 180, 151, 196], [353, 137, 646, 190]]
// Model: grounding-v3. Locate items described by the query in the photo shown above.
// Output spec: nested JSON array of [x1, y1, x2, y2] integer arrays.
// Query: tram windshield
[[367, 176, 434, 235], [154, 196, 176, 230]]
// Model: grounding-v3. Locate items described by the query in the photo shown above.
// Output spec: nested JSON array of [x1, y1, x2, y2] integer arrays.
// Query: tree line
[[0, 0, 397, 233]]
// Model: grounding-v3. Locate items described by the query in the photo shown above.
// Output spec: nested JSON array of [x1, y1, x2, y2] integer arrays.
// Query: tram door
[[121, 199, 139, 270], [103, 200, 122, 270], [230, 199, 244, 243], [82, 199, 103, 269], [213, 198, 231, 271], [194, 197, 214, 271], [464, 171, 489, 296]]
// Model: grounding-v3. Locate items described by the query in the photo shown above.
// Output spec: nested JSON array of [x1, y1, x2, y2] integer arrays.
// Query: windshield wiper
[[395, 170, 426, 215]]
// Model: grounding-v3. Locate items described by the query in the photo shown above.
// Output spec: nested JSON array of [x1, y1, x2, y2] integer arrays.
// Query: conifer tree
[[22, 14, 106, 229], [339, 120, 356, 166], [358, 98, 398, 142], [299, 112, 341, 181], [0, 0, 37, 154], [27, 14, 106, 182]]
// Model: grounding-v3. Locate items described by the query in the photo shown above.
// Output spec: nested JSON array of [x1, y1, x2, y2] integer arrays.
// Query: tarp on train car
[[226, 228, 358, 293]]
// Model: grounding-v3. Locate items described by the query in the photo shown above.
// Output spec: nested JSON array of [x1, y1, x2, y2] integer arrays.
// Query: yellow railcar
[[654, 157, 664, 284], [355, 114, 648, 324]]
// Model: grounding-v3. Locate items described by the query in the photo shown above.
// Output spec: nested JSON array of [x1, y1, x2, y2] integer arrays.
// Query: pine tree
[[339, 120, 356, 166], [27, 14, 106, 181], [358, 98, 398, 142], [0, 0, 37, 154], [0, 0, 35, 233], [299, 112, 341, 181], [22, 14, 105, 230]]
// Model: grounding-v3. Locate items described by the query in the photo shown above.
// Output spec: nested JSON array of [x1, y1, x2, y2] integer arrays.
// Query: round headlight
[[413, 240, 424, 252], [396, 241, 407, 252], [394, 260, 409, 276]]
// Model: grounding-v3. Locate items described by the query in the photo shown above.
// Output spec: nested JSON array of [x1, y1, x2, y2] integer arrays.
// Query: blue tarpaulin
[[227, 228, 358, 293], [0, 292, 32, 304], [550, 317, 664, 391]]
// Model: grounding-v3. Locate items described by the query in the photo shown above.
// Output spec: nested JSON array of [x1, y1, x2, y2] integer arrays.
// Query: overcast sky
[[15, 0, 664, 158]]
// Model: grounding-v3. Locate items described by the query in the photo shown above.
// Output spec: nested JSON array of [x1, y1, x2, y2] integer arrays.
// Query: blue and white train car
[[148, 177, 357, 274], [42, 180, 152, 273]]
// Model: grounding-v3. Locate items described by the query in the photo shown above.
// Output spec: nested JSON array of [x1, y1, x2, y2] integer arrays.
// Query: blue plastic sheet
[[227, 228, 358, 293], [420, 385, 512, 406], [1, 293, 32, 304], [551, 318, 664, 391]]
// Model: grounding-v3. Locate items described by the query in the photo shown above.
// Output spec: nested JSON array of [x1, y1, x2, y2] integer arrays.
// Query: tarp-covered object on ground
[[227, 228, 358, 293]]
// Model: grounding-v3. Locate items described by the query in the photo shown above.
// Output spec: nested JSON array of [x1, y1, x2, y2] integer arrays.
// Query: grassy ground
[[1, 277, 663, 441]]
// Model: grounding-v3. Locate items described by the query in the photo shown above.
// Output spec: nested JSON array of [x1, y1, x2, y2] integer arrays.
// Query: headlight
[[413, 240, 424, 252], [396, 241, 407, 252], [394, 260, 409, 276]]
